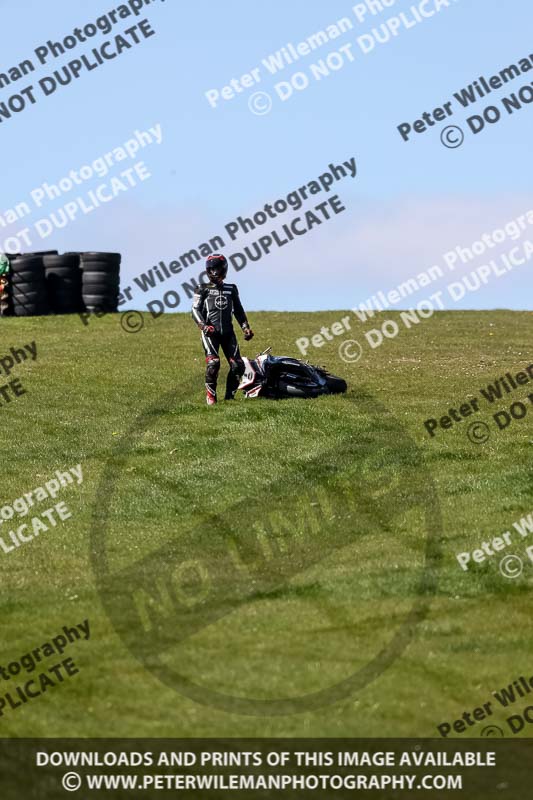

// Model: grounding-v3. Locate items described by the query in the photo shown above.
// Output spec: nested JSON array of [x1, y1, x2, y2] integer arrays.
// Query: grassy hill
[[0, 309, 531, 738]]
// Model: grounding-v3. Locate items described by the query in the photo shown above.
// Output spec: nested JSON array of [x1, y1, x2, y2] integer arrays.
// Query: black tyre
[[13, 308, 47, 317], [81, 252, 121, 264], [25, 250, 58, 257], [82, 286, 119, 299], [45, 266, 81, 278], [82, 292, 119, 302], [13, 293, 47, 304], [81, 283, 119, 298], [46, 274, 80, 286], [82, 295, 118, 312], [13, 298, 48, 312], [324, 374, 347, 394], [81, 265, 120, 278], [13, 291, 41, 303], [10, 271, 43, 283], [11, 269, 45, 280], [9, 281, 45, 293], [82, 272, 120, 288], [43, 254, 80, 267], [10, 257, 43, 274]]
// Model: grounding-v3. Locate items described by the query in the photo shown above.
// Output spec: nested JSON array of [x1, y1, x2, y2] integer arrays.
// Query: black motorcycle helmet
[[206, 254, 228, 284]]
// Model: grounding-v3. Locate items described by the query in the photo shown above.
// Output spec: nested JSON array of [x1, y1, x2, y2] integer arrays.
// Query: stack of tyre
[[44, 253, 82, 314], [10, 251, 57, 317], [80, 252, 121, 313]]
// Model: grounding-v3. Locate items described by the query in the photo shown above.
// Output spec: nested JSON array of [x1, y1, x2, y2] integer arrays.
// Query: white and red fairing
[[238, 350, 270, 398]]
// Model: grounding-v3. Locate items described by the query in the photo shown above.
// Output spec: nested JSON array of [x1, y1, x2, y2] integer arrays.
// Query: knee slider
[[206, 356, 220, 377]]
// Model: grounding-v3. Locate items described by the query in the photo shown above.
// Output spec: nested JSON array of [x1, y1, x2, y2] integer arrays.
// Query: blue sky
[[0, 0, 532, 310]]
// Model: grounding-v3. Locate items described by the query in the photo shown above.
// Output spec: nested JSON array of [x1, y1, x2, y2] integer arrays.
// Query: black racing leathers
[[192, 282, 249, 334], [192, 282, 249, 400]]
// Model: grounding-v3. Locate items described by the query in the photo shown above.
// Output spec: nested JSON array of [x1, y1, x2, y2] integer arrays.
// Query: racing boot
[[225, 358, 244, 400]]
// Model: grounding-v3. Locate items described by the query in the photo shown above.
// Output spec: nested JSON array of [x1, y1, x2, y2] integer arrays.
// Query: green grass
[[0, 309, 532, 738]]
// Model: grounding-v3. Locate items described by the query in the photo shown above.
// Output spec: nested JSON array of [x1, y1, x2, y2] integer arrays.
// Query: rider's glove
[[243, 327, 254, 341], [202, 324, 215, 335]]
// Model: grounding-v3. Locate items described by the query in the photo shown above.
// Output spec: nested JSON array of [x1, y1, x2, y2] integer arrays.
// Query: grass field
[[0, 309, 532, 738]]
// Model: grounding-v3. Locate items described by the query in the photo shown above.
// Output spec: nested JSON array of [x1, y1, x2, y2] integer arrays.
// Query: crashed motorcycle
[[238, 348, 347, 399]]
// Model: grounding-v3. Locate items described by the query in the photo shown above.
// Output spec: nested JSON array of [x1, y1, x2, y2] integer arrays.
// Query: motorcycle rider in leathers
[[192, 254, 254, 405]]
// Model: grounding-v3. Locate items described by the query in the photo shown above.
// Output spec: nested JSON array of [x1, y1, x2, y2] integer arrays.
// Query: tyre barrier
[[80, 252, 121, 313], [0, 251, 121, 317], [11, 255, 49, 317], [44, 253, 82, 314]]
